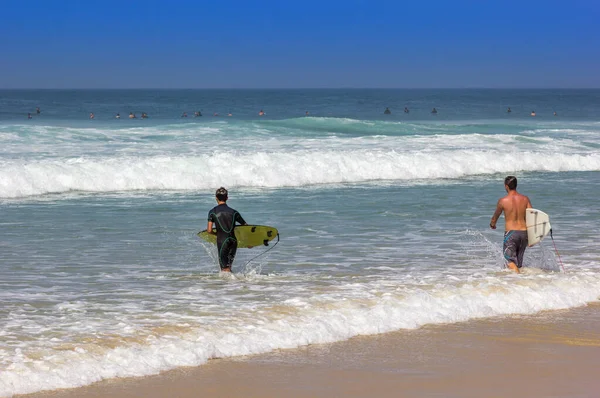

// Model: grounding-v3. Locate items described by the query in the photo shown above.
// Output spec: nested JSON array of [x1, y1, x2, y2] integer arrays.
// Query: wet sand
[[23, 303, 600, 398]]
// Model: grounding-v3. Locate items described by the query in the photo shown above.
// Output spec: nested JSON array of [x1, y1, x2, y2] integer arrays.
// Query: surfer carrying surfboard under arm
[[207, 187, 248, 272], [489, 176, 533, 274]]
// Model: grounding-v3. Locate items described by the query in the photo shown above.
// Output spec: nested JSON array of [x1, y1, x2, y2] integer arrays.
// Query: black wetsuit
[[207, 204, 246, 269]]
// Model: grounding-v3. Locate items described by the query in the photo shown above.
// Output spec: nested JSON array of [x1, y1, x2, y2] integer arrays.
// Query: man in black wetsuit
[[207, 187, 248, 272]]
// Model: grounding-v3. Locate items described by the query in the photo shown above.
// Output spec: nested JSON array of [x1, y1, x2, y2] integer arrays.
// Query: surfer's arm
[[490, 200, 503, 229], [236, 212, 248, 226], [207, 221, 216, 234]]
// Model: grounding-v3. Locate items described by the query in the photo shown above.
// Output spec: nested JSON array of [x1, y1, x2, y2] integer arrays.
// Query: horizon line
[[1, 87, 599, 91]]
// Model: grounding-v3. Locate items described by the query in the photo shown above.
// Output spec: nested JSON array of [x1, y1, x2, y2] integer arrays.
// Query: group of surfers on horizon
[[383, 106, 557, 116], [208, 176, 532, 274], [27, 108, 270, 119], [27, 107, 559, 119]]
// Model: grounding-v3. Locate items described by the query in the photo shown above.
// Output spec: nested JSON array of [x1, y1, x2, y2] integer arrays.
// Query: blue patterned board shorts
[[503, 230, 528, 268]]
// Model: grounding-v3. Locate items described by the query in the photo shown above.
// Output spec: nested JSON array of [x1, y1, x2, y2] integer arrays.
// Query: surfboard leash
[[549, 229, 566, 273], [242, 233, 280, 268]]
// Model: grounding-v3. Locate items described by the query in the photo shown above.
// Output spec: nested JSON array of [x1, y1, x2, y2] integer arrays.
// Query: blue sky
[[1, 0, 598, 88]]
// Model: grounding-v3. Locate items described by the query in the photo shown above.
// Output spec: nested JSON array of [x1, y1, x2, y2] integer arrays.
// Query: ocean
[[1, 89, 599, 397]]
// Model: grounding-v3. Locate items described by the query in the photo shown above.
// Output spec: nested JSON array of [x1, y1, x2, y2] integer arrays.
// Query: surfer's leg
[[217, 239, 230, 272], [219, 238, 238, 272], [225, 240, 238, 269], [516, 231, 528, 269], [503, 231, 521, 274]]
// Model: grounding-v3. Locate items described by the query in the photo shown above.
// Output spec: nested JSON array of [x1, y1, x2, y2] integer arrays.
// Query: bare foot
[[507, 262, 520, 274]]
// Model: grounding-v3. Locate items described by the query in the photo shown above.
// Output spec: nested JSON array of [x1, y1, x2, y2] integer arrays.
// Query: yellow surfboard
[[197, 225, 279, 248]]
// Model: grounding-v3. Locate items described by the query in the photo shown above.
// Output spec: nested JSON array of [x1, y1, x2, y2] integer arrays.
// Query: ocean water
[[1, 89, 599, 396]]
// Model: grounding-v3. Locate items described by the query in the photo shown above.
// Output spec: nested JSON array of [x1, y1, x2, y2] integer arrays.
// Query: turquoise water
[[1, 89, 599, 396]]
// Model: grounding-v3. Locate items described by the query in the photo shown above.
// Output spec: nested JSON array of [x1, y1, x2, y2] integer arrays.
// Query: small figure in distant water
[[89, 113, 95, 119], [181, 112, 188, 118], [530, 111, 536, 117], [431, 108, 438, 114], [507, 107, 511, 113], [27, 113, 32, 119], [553, 111, 557, 116], [305, 111, 309, 116], [141, 112, 148, 119], [384, 107, 391, 115], [258, 110, 265, 116], [36, 107, 41, 114], [228, 112, 233, 117], [129, 112, 136, 119], [404, 107, 409, 113], [115, 113, 121, 119], [213, 112, 219, 116], [194, 111, 202, 117]]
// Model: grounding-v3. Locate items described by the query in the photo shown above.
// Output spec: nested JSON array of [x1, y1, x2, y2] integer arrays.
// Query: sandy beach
[[21, 302, 600, 398]]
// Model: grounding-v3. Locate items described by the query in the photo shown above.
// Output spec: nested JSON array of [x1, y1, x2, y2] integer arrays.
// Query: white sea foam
[[1, 148, 599, 198], [1, 271, 599, 397], [2, 120, 598, 199]]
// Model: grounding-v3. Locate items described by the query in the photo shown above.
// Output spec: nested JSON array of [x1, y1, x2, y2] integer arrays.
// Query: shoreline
[[21, 302, 600, 398]]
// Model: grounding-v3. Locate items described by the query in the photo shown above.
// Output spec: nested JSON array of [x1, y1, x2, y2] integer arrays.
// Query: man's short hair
[[215, 187, 228, 201], [504, 176, 517, 190]]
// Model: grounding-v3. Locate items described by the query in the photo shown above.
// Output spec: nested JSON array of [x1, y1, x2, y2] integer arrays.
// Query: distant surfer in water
[[207, 187, 248, 273], [384, 107, 391, 115], [489, 176, 532, 273]]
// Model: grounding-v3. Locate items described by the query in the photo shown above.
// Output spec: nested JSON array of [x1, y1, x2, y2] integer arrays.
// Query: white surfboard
[[526, 208, 551, 247]]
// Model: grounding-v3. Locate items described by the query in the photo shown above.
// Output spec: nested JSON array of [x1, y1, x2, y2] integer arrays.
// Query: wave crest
[[2, 149, 599, 198]]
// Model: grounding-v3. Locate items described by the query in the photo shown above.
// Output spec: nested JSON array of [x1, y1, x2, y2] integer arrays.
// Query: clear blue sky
[[1, 0, 598, 88]]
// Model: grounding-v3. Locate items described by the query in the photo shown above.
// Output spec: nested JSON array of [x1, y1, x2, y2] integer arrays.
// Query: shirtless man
[[490, 176, 532, 273]]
